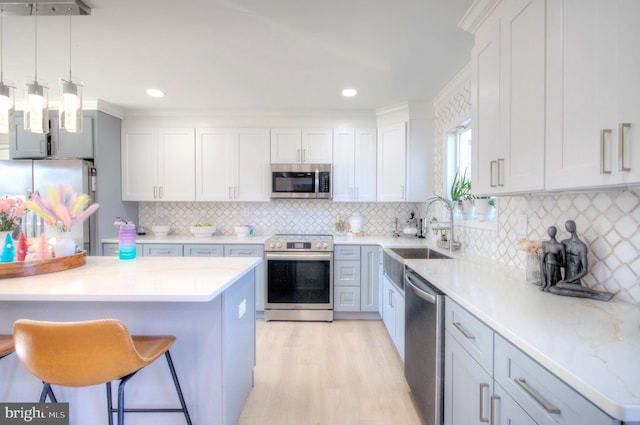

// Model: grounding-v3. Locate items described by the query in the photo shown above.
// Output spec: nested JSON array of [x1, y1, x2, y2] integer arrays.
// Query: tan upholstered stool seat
[[13, 318, 191, 425], [0, 334, 14, 358]]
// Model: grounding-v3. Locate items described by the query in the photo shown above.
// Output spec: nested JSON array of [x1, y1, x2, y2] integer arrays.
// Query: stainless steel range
[[264, 234, 334, 322]]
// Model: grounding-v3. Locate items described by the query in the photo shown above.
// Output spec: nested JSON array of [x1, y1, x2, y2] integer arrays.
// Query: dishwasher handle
[[405, 271, 438, 304]]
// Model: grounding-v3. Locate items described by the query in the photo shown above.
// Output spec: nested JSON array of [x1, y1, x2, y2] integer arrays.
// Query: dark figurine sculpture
[[540, 226, 564, 291], [541, 220, 614, 301]]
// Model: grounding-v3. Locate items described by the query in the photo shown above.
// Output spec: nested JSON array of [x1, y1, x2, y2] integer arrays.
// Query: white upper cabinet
[[332, 128, 377, 202], [270, 128, 332, 163], [121, 128, 195, 201], [377, 123, 407, 202], [196, 128, 270, 202], [469, 0, 545, 195], [546, 0, 640, 189]]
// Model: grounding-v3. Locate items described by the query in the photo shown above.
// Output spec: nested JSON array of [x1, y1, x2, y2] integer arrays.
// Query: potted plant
[[450, 169, 473, 219], [474, 196, 496, 221]]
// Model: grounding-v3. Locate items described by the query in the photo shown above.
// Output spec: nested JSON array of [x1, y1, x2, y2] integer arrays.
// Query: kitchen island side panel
[[0, 292, 245, 425]]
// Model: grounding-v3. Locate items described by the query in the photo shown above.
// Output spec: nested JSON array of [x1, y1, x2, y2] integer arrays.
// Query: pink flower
[[0, 197, 27, 231]]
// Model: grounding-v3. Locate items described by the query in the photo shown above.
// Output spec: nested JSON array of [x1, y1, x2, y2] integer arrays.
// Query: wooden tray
[[0, 251, 87, 279]]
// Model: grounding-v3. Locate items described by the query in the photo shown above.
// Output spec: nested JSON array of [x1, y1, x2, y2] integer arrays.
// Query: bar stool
[[13, 318, 192, 425], [0, 335, 14, 359]]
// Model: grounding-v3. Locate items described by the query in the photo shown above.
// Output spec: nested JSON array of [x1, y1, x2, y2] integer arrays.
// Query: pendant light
[[24, 4, 48, 134], [59, 6, 81, 133], [0, 7, 15, 134]]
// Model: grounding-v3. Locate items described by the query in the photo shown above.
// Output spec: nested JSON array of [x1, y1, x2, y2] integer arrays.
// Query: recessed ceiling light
[[146, 88, 165, 98], [341, 88, 357, 97]]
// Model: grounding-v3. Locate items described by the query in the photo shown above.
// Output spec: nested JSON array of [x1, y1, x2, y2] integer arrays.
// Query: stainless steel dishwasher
[[404, 266, 445, 425]]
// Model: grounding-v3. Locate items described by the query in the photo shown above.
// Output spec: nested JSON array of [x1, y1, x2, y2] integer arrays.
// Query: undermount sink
[[388, 247, 452, 260]]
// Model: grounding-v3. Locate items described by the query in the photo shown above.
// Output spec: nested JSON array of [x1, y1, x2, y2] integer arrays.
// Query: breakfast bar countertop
[[0, 256, 262, 302]]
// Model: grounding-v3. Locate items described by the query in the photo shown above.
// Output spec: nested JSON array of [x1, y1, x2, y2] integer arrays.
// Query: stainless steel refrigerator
[[0, 159, 96, 255]]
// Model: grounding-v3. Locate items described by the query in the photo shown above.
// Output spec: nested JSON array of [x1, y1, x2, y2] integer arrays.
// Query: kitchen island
[[0, 256, 262, 425]]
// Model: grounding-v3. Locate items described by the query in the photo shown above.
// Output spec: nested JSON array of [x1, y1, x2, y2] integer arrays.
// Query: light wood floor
[[238, 319, 424, 425]]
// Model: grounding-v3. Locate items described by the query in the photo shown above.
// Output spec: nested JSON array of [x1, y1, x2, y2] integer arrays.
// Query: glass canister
[[118, 223, 136, 260]]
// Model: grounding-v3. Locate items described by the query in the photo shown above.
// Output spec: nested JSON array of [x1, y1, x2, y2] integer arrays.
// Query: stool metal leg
[[164, 351, 193, 425], [105, 350, 192, 425], [39, 383, 57, 403]]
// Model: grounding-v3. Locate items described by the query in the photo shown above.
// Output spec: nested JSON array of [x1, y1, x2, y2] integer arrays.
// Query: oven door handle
[[265, 252, 333, 261]]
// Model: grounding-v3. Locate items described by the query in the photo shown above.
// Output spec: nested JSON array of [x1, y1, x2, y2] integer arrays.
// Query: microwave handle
[[315, 168, 320, 197]]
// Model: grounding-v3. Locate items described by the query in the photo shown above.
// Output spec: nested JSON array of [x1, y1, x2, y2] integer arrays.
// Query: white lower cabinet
[[445, 298, 618, 425], [382, 274, 404, 361], [334, 245, 362, 312]]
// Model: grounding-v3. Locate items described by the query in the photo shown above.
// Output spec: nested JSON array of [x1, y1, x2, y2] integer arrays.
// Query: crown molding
[[458, 0, 501, 34], [432, 64, 471, 111]]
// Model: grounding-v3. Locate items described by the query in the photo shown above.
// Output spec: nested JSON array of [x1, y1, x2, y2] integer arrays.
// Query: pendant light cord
[[0, 7, 4, 84], [34, 4, 38, 83], [68, 8, 72, 81]]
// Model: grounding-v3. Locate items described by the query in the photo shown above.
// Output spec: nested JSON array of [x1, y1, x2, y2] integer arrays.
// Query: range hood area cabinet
[[377, 120, 433, 202], [463, 0, 640, 195], [332, 128, 377, 202], [195, 128, 270, 202], [10, 112, 95, 160], [121, 128, 196, 201], [270, 128, 333, 164], [465, 0, 545, 196]]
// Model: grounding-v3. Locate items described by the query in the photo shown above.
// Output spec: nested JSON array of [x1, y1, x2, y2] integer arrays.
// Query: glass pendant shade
[[0, 81, 15, 134], [59, 78, 82, 133], [24, 79, 48, 134]]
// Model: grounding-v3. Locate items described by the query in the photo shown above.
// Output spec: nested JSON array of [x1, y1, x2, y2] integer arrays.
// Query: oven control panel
[[265, 234, 333, 252]]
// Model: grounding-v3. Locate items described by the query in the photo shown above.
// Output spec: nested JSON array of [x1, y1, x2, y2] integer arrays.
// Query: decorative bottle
[[118, 223, 137, 260]]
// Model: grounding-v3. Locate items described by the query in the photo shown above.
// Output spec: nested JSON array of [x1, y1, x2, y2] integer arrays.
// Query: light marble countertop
[[404, 256, 640, 422], [0, 256, 262, 302]]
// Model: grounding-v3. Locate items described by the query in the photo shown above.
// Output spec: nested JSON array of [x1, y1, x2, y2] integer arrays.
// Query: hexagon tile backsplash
[[140, 190, 640, 304]]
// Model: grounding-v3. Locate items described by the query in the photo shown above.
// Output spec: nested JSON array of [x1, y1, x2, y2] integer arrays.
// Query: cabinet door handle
[[302, 148, 306, 162], [619, 123, 631, 171], [159, 186, 163, 199], [153, 186, 158, 199], [600, 129, 612, 174], [389, 289, 393, 307], [453, 321, 475, 340], [497, 158, 505, 186], [479, 383, 490, 423], [236, 251, 254, 255], [490, 395, 500, 425], [490, 161, 497, 187], [297, 149, 301, 163], [514, 377, 561, 414], [400, 186, 405, 200]]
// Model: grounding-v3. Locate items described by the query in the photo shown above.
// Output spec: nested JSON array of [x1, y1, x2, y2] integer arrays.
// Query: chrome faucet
[[424, 196, 461, 252]]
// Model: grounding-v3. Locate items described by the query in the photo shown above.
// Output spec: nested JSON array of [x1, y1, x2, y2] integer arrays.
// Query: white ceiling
[[1, 0, 473, 116]]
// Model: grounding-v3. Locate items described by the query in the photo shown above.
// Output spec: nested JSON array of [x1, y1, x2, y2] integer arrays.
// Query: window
[[446, 119, 472, 199]]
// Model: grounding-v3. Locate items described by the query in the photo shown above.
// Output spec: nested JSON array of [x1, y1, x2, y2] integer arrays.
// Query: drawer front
[[334, 286, 361, 312], [224, 244, 264, 257], [334, 245, 361, 260], [494, 335, 614, 425], [334, 260, 361, 286], [102, 243, 142, 257], [445, 298, 494, 375], [142, 244, 183, 257], [184, 244, 224, 257]]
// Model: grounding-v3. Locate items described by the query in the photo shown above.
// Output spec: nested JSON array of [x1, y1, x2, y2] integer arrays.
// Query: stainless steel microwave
[[270, 164, 332, 199]]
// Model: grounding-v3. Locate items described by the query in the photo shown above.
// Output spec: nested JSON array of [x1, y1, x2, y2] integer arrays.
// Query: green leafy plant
[[450, 168, 471, 201]]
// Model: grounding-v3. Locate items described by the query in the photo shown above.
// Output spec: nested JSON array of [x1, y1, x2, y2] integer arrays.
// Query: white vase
[[474, 199, 491, 221], [462, 199, 475, 220], [54, 232, 76, 258]]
